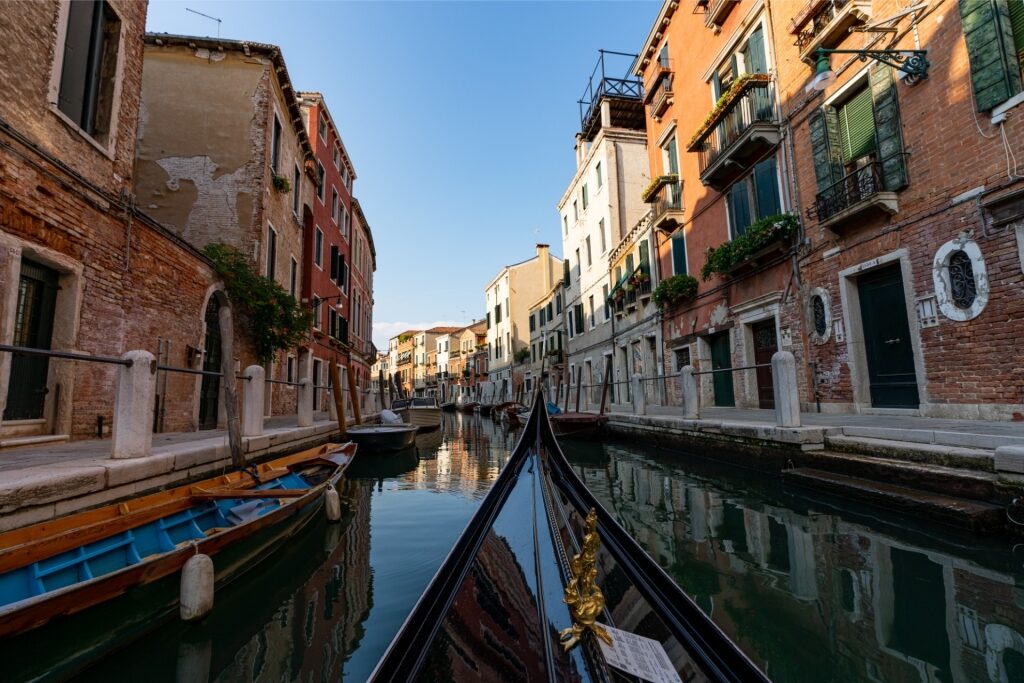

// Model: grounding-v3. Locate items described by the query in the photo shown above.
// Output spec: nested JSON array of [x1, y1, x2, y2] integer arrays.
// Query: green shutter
[[753, 157, 781, 219], [745, 27, 768, 74], [672, 234, 688, 276], [809, 109, 844, 194], [958, 0, 1022, 110], [869, 65, 908, 191], [1011, 0, 1024, 60], [727, 182, 753, 238], [838, 86, 876, 162]]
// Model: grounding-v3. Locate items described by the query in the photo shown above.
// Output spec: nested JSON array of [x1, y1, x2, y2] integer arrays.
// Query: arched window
[[932, 238, 988, 322]]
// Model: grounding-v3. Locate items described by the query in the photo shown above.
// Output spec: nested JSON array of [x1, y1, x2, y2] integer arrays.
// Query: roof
[[633, 1, 677, 77], [143, 33, 313, 165], [427, 326, 462, 334]]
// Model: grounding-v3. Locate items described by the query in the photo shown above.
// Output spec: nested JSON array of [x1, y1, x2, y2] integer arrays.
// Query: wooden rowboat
[[550, 411, 609, 439], [0, 442, 355, 641], [390, 397, 442, 432], [370, 392, 767, 682], [345, 424, 418, 453]]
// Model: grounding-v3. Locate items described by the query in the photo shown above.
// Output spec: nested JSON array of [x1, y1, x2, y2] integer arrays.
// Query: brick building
[[348, 198, 377, 391], [0, 1, 220, 444], [297, 93, 356, 410], [636, 0, 1024, 419], [135, 33, 316, 422]]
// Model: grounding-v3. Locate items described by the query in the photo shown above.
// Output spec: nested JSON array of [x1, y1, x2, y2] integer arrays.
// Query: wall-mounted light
[[808, 47, 930, 92]]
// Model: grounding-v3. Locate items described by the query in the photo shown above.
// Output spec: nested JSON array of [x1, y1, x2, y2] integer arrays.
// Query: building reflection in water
[[402, 414, 511, 498], [566, 442, 1024, 683]]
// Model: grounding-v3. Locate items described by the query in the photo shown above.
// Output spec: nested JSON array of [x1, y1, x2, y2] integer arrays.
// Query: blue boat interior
[[0, 471, 312, 609]]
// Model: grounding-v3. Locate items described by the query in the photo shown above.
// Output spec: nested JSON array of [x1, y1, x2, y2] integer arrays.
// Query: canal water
[[61, 414, 1024, 682]]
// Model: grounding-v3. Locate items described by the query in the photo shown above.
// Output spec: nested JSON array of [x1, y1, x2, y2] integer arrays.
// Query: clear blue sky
[[146, 1, 658, 349]]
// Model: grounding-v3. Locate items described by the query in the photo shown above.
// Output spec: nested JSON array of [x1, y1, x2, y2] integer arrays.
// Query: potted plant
[[652, 274, 699, 309], [700, 213, 799, 280], [272, 175, 291, 193]]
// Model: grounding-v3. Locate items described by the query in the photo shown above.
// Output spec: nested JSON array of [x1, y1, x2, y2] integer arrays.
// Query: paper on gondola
[[596, 623, 682, 683]]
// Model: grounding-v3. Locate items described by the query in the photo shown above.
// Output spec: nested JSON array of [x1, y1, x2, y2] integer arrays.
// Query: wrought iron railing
[[578, 50, 643, 132], [695, 81, 776, 175], [795, 0, 855, 49], [651, 180, 683, 224], [610, 264, 653, 314], [810, 160, 885, 222], [648, 72, 673, 118]]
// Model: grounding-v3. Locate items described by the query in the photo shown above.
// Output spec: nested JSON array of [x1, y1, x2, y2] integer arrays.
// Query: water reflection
[[563, 441, 1024, 683]]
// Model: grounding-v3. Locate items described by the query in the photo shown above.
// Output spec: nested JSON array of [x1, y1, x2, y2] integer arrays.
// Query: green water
[[41, 415, 1024, 681]]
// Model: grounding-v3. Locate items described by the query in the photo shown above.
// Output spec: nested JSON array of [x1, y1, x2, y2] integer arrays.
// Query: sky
[[146, 0, 659, 350]]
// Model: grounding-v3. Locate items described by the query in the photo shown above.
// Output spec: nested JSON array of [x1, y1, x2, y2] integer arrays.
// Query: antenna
[[185, 7, 222, 37]]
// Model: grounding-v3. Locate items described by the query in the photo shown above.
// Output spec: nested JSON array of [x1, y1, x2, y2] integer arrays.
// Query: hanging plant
[[700, 213, 799, 280], [272, 175, 291, 193], [641, 174, 679, 202], [653, 274, 699, 308], [204, 243, 312, 364]]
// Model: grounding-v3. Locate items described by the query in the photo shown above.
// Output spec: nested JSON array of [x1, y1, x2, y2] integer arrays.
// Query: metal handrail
[[691, 363, 771, 376], [0, 343, 132, 367], [808, 157, 905, 222], [695, 80, 776, 174]]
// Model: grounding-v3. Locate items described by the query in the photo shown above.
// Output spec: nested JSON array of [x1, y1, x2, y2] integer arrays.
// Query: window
[[556, 294, 562, 314], [547, 301, 553, 321], [726, 157, 781, 238], [487, 312, 491, 329], [292, 166, 300, 214], [958, 0, 1023, 111], [837, 86, 876, 164], [270, 116, 282, 173], [318, 112, 327, 141], [289, 257, 297, 296], [588, 295, 595, 328], [575, 248, 581, 273], [341, 209, 350, 239], [287, 356, 294, 383], [599, 219, 606, 253], [563, 215, 568, 236], [573, 200, 578, 222], [672, 233, 688, 276], [674, 347, 691, 371], [56, 0, 121, 141], [494, 304, 502, 324], [312, 297, 321, 329], [539, 308, 546, 325], [574, 304, 584, 335], [582, 184, 589, 210], [266, 225, 277, 279], [340, 253, 348, 292], [603, 284, 610, 320], [595, 162, 603, 189], [586, 236, 592, 267], [333, 146, 340, 170], [314, 227, 323, 268], [331, 188, 339, 223], [330, 245, 339, 280], [329, 308, 338, 338], [563, 259, 571, 286], [316, 162, 325, 202]]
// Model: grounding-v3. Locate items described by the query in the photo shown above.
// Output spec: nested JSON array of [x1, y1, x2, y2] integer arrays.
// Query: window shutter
[[869, 65, 908, 191], [338, 253, 347, 289], [753, 157, 782, 219], [1011, 0, 1024, 56], [672, 234, 688, 276], [563, 259, 571, 286], [727, 182, 753, 238], [838, 87, 876, 162], [745, 27, 767, 74], [575, 305, 584, 332], [958, 0, 1022, 111], [809, 109, 844, 194], [330, 246, 339, 280]]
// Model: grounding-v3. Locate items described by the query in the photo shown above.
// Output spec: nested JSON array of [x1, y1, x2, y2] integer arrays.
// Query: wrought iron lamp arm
[[815, 47, 929, 80]]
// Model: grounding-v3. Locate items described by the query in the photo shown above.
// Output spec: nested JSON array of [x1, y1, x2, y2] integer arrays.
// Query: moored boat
[[457, 401, 479, 414], [345, 424, 418, 453], [370, 392, 767, 682], [390, 397, 442, 432], [549, 411, 609, 439], [0, 443, 355, 641], [439, 401, 456, 413], [478, 403, 494, 416]]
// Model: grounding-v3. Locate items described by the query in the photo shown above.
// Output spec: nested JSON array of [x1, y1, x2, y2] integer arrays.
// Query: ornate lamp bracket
[[815, 47, 930, 84]]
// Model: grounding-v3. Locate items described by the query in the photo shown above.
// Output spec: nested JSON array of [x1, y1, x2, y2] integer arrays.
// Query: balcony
[[687, 74, 780, 190], [792, 0, 872, 63], [649, 179, 685, 232], [808, 160, 899, 231], [644, 60, 674, 121], [578, 50, 645, 141], [610, 264, 653, 316], [704, 0, 739, 29]]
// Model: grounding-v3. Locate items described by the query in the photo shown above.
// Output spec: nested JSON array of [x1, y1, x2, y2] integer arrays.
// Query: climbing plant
[[205, 242, 312, 364]]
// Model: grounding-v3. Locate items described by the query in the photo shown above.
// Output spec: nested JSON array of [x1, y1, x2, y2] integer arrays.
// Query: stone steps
[[801, 449, 1001, 502], [782, 467, 1005, 532], [825, 434, 995, 471], [836, 425, 1024, 451], [0, 434, 70, 451]]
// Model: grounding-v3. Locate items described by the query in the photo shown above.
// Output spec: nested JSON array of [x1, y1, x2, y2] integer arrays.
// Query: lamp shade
[[809, 49, 837, 91]]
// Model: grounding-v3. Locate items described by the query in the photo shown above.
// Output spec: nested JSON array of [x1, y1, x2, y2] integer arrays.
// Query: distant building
[[526, 283, 566, 400], [483, 244, 561, 399], [348, 198, 377, 392]]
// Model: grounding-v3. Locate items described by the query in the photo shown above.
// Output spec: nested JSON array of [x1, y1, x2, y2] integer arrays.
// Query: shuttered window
[[329, 245, 339, 280], [838, 86, 876, 162], [958, 0, 1023, 111], [1011, 0, 1024, 70], [672, 234, 688, 276]]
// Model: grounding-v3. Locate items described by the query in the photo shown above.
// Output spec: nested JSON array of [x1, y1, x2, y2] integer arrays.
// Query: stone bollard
[[241, 365, 265, 437], [631, 373, 646, 416], [771, 351, 801, 427], [297, 378, 313, 427], [112, 350, 157, 459], [680, 365, 700, 419]]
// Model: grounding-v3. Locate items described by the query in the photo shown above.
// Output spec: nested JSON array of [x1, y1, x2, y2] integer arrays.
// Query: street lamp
[[808, 47, 930, 92]]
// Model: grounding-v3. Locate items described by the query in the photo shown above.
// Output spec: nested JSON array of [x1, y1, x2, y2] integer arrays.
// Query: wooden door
[[858, 264, 920, 408], [751, 320, 778, 409], [709, 332, 735, 407], [3, 261, 58, 421]]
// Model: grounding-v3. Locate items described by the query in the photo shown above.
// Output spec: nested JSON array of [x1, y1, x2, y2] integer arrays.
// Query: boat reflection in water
[[562, 440, 1024, 683]]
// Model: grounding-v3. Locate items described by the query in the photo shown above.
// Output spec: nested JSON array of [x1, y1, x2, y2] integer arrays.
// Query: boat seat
[[30, 531, 143, 596]]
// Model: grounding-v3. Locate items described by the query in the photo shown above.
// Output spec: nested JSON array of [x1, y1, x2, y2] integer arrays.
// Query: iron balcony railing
[[811, 160, 887, 222], [610, 263, 653, 314], [651, 180, 683, 224], [578, 50, 644, 134], [795, 0, 856, 49], [694, 80, 776, 176]]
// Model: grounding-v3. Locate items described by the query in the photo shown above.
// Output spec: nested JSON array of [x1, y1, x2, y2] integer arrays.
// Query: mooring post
[[347, 364, 362, 426], [297, 377, 313, 427], [680, 365, 700, 419], [772, 351, 801, 427], [631, 372, 646, 415], [574, 365, 583, 413], [598, 360, 612, 416], [241, 365, 265, 437], [112, 350, 157, 459], [329, 358, 348, 436], [217, 299, 243, 469]]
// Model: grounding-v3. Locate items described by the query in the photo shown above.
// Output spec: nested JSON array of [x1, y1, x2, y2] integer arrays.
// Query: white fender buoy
[[325, 484, 341, 522], [180, 553, 214, 622]]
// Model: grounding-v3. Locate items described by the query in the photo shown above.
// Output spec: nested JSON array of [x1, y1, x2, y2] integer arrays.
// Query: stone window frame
[[46, 0, 129, 160], [806, 286, 832, 344], [931, 236, 989, 322]]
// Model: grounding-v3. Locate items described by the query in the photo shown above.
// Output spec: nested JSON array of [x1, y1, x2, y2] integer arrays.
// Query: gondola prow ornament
[[560, 508, 613, 651]]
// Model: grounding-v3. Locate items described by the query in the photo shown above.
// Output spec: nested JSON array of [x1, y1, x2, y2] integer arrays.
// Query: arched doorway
[[198, 296, 221, 430]]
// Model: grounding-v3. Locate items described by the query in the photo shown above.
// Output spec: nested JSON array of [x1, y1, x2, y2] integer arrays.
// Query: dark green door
[[858, 265, 919, 408], [4, 261, 59, 421], [709, 332, 735, 407], [198, 298, 221, 430]]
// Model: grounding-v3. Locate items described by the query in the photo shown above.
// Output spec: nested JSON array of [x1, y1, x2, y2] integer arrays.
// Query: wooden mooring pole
[[598, 361, 612, 416], [329, 358, 347, 437], [574, 365, 583, 413], [217, 296, 243, 470], [347, 364, 362, 426]]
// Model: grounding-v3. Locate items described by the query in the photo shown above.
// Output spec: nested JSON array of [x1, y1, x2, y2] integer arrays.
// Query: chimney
[[536, 244, 552, 289], [575, 134, 585, 169]]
